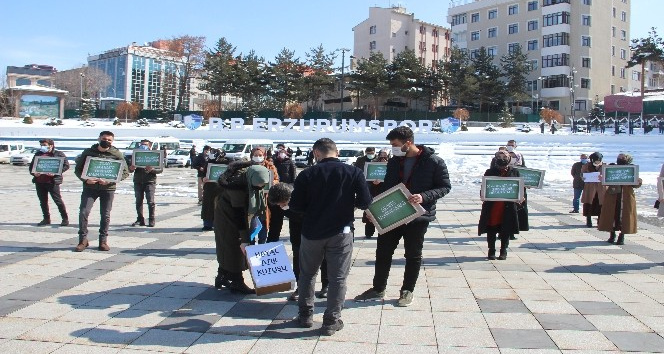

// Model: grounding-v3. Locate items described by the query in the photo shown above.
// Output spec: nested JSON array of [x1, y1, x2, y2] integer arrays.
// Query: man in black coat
[[29, 139, 70, 226], [192, 145, 211, 205], [570, 154, 588, 213], [355, 126, 451, 307], [128, 139, 162, 227]]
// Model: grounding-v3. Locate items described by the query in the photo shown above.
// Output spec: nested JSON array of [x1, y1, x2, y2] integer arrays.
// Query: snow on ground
[[1, 117, 663, 217]]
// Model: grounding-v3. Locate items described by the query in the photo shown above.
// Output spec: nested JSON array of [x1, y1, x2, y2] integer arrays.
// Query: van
[[0, 142, 26, 164], [123, 136, 181, 163], [221, 139, 275, 161]]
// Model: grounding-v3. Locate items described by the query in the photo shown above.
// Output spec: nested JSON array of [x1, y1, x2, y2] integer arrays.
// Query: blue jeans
[[573, 188, 583, 211]]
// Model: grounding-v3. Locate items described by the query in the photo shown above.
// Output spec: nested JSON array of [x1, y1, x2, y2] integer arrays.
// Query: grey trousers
[[134, 182, 156, 220], [298, 231, 353, 323], [78, 188, 115, 243]]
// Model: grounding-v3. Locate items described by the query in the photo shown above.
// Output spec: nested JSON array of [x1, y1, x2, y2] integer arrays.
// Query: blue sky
[[0, 0, 657, 77]]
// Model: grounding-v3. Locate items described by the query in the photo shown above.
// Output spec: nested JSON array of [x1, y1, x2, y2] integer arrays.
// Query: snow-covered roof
[[9, 85, 68, 94]]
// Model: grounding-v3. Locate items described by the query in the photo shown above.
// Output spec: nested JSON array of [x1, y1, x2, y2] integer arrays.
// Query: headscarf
[[247, 165, 271, 216]]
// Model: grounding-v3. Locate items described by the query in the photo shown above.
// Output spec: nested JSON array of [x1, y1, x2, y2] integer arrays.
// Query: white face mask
[[391, 146, 406, 157], [207, 152, 215, 159], [252, 156, 264, 163], [280, 205, 289, 210], [366, 154, 375, 160], [592, 161, 602, 167], [506, 146, 515, 152]]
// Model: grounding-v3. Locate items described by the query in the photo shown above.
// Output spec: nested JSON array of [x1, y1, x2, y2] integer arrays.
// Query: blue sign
[[184, 114, 203, 130], [439, 117, 460, 133]]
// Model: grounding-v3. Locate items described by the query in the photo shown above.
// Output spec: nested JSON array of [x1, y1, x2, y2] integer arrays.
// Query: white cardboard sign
[[245, 242, 295, 292]]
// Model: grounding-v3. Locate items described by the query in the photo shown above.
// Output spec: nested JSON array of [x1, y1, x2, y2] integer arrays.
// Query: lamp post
[[79, 72, 85, 105], [568, 67, 578, 127], [339, 48, 350, 119]]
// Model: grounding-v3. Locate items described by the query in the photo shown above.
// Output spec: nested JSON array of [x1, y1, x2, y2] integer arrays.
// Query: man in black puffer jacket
[[355, 126, 451, 307], [29, 138, 70, 226]]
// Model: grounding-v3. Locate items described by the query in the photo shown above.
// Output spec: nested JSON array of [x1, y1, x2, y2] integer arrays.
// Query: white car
[[166, 149, 192, 168], [10, 147, 40, 165]]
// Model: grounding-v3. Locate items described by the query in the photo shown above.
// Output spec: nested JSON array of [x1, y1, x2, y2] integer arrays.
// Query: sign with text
[[31, 156, 65, 175], [514, 167, 545, 189], [206, 163, 228, 182], [81, 157, 124, 183], [364, 162, 388, 182], [583, 172, 600, 183], [132, 149, 164, 169], [601, 165, 640, 186], [245, 242, 295, 296], [365, 183, 426, 235], [481, 177, 524, 202]]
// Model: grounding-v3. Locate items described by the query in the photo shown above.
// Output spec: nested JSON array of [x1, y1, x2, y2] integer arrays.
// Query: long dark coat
[[201, 157, 230, 221], [597, 182, 642, 234], [478, 167, 521, 236]]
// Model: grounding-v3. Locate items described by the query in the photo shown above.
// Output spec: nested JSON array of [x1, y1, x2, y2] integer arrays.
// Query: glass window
[[528, 40, 538, 51], [528, 20, 538, 31], [528, 1, 538, 11], [542, 74, 570, 88], [543, 0, 570, 5], [542, 32, 570, 47], [508, 43, 521, 54], [471, 13, 480, 22], [369, 25, 376, 34], [488, 46, 498, 56], [612, 26, 616, 37], [612, 65, 616, 76], [369, 41, 376, 50], [581, 78, 591, 89], [543, 12, 571, 27], [541, 54, 570, 68], [582, 15, 591, 26], [612, 45, 615, 56], [509, 5, 518, 15], [621, 11, 626, 21], [471, 31, 480, 41], [582, 57, 591, 68], [470, 49, 480, 59], [488, 9, 497, 19], [508, 23, 518, 34], [529, 59, 539, 70], [620, 48, 626, 59], [583, 0, 592, 4], [452, 13, 467, 25], [620, 68, 626, 78], [582, 36, 591, 47], [621, 30, 627, 40], [488, 27, 497, 38]]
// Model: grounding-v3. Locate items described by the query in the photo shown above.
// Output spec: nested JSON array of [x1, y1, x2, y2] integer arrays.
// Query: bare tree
[[167, 35, 206, 111], [116, 101, 141, 123], [52, 66, 111, 108]]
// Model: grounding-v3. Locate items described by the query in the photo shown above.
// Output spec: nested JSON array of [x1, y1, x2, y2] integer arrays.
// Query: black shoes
[[616, 233, 625, 245], [229, 280, 255, 294], [488, 249, 496, 260], [132, 219, 145, 227], [60, 219, 69, 226], [497, 249, 507, 260], [297, 311, 314, 328], [569, 209, 579, 213], [214, 274, 231, 289], [37, 219, 51, 226], [148, 218, 155, 227], [288, 289, 299, 301], [316, 286, 328, 299], [586, 217, 593, 228], [321, 319, 344, 336], [608, 231, 616, 243], [509, 235, 517, 240], [202, 226, 213, 231]]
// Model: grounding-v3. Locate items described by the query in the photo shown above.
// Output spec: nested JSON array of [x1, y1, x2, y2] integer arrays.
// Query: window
[[419, 41, 427, 51], [621, 30, 627, 40], [613, 7, 616, 17], [369, 41, 376, 50], [527, 80, 538, 91], [621, 11, 627, 21], [420, 25, 426, 34], [543, 12, 571, 27], [575, 100, 587, 111], [632, 71, 640, 81], [582, 15, 591, 26], [542, 54, 570, 68], [488, 9, 497, 19], [542, 32, 570, 47], [582, 57, 591, 68], [528, 1, 538, 11], [612, 26, 616, 37], [432, 44, 439, 52], [508, 43, 521, 54], [620, 68, 626, 78], [509, 4, 518, 15], [471, 31, 480, 41], [488, 27, 497, 38], [488, 46, 498, 57], [543, 0, 570, 5], [369, 25, 376, 34], [470, 49, 480, 59], [612, 65, 615, 76], [528, 40, 538, 51], [582, 36, 591, 47], [528, 20, 538, 31], [508, 23, 519, 34], [452, 13, 467, 25], [433, 29, 439, 37], [542, 74, 570, 88], [583, 0, 592, 4], [529, 59, 539, 70], [581, 78, 591, 89], [620, 48, 626, 59], [471, 12, 480, 22], [612, 45, 615, 56]]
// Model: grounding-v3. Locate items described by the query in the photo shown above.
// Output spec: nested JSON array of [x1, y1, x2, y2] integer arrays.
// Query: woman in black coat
[[478, 151, 521, 260], [201, 149, 230, 231]]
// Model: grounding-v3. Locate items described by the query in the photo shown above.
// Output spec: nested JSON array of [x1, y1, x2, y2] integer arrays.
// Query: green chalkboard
[[132, 150, 164, 169], [364, 162, 388, 181], [602, 165, 639, 185], [365, 183, 425, 234], [514, 167, 545, 189], [481, 177, 523, 202], [206, 163, 229, 182], [82, 157, 124, 182], [31, 156, 65, 175]]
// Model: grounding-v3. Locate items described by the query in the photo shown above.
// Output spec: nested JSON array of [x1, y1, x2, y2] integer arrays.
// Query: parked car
[[10, 147, 40, 165], [166, 149, 192, 168], [0, 142, 26, 163], [337, 148, 364, 165]]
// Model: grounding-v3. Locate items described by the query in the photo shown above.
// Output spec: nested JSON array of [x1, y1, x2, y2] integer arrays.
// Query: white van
[[221, 139, 275, 161], [0, 142, 26, 164], [123, 136, 181, 163]]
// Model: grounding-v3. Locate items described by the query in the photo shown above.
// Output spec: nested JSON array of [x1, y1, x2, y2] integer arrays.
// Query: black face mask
[[99, 140, 112, 149], [495, 158, 510, 167], [616, 158, 628, 165]]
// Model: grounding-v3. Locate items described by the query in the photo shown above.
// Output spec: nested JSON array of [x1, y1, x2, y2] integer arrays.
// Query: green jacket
[[132, 165, 162, 184], [74, 144, 130, 190]]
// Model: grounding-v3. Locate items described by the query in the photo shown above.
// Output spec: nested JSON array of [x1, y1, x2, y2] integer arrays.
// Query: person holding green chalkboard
[[355, 126, 451, 307], [478, 150, 522, 260], [29, 139, 70, 226], [581, 152, 606, 228], [73, 131, 129, 252], [128, 140, 162, 227], [597, 154, 642, 245]]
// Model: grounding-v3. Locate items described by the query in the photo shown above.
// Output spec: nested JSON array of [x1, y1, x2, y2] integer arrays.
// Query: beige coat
[[658, 164, 664, 218], [597, 182, 642, 234], [581, 163, 607, 204]]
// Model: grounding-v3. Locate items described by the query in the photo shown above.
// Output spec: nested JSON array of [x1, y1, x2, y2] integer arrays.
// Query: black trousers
[[268, 202, 285, 243], [486, 225, 511, 250], [78, 188, 115, 242], [35, 183, 67, 219], [373, 219, 429, 292], [289, 218, 328, 287], [134, 182, 156, 220]]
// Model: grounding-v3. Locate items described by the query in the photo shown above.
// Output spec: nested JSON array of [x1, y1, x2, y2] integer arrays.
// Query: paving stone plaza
[[1, 165, 664, 353]]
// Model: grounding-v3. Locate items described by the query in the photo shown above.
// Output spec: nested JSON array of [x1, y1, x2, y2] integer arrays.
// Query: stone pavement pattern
[[0, 166, 664, 353]]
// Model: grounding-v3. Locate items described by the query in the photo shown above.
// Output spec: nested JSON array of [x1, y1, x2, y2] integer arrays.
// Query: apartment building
[[352, 6, 451, 68], [448, 0, 631, 118], [629, 60, 664, 92]]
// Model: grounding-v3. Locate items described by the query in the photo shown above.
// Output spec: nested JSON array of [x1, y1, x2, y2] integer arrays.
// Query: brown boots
[[74, 238, 109, 252]]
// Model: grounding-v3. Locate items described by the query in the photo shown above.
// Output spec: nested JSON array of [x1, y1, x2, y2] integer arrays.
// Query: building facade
[[6, 64, 56, 88], [448, 0, 631, 118], [353, 6, 451, 68], [628, 60, 664, 93], [88, 43, 187, 111]]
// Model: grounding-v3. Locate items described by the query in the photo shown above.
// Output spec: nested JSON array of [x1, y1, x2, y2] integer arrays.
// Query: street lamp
[[568, 67, 578, 128], [338, 48, 350, 119]]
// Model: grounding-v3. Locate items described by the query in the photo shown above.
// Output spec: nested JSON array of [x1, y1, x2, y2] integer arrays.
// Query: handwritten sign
[[206, 163, 228, 182], [583, 172, 600, 183], [31, 156, 65, 175], [81, 157, 124, 183], [481, 177, 524, 202], [245, 242, 295, 295], [365, 183, 426, 234], [364, 162, 388, 182], [602, 165, 639, 186], [132, 150, 164, 169], [515, 167, 545, 189]]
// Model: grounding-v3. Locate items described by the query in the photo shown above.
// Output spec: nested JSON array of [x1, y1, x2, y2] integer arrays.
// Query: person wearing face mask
[[269, 146, 292, 243], [570, 154, 589, 213], [250, 147, 280, 243], [505, 140, 528, 238], [478, 151, 522, 260], [580, 152, 607, 227], [598, 154, 642, 245], [73, 131, 129, 252], [360, 149, 387, 239], [355, 126, 451, 308], [192, 145, 212, 206], [201, 149, 231, 232], [128, 139, 162, 227], [352, 147, 376, 174], [29, 138, 70, 226], [505, 140, 525, 167]]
